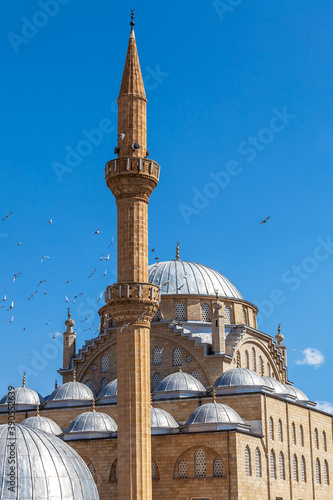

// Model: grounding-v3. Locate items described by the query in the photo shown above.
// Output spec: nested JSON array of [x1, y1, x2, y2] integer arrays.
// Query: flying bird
[[161, 281, 169, 287], [260, 216, 270, 224], [151, 248, 156, 252], [37, 280, 46, 288], [44, 321, 50, 326], [65, 295, 69, 303], [104, 253, 110, 260], [100, 270, 107, 278], [136, 310, 147, 322], [17, 242, 21, 246], [133, 267, 140, 270], [155, 257, 159, 263], [88, 269, 97, 278], [83, 323, 95, 332], [2, 212, 13, 221], [48, 218, 53, 224], [6, 316, 14, 323], [93, 228, 101, 234], [81, 314, 91, 323], [63, 280, 73, 284], [13, 273, 21, 283], [97, 292, 103, 303], [2, 295, 6, 302], [41, 256, 50, 262], [7, 301, 14, 311], [177, 284, 184, 291], [98, 255, 104, 262], [120, 322, 131, 332], [22, 327, 28, 332], [108, 237, 114, 247], [73, 293, 83, 304], [118, 133, 125, 140], [27, 291, 38, 301]]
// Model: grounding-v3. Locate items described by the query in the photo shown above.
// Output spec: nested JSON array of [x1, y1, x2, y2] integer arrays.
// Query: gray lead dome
[[21, 415, 63, 436], [0, 424, 99, 499], [186, 402, 244, 425], [66, 411, 117, 433], [154, 371, 206, 400], [0, 387, 44, 412], [44, 381, 94, 407], [214, 368, 264, 388], [148, 260, 243, 298], [151, 407, 179, 434]]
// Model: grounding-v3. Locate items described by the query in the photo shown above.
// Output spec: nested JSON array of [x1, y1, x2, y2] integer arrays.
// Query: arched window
[[278, 420, 283, 442], [245, 350, 250, 369], [267, 363, 271, 377], [270, 450, 276, 479], [87, 463, 95, 481], [100, 377, 109, 392], [172, 348, 182, 366], [153, 346, 163, 365], [191, 370, 200, 381], [279, 452, 285, 480], [292, 423, 296, 445], [178, 459, 188, 479], [301, 456, 306, 483], [255, 448, 261, 477], [324, 460, 329, 485], [101, 354, 109, 373], [201, 303, 210, 322], [316, 458, 321, 484], [225, 305, 232, 324], [242, 309, 246, 324], [245, 446, 251, 476], [251, 347, 256, 371], [110, 460, 118, 483], [269, 417, 274, 440], [152, 459, 159, 480], [293, 455, 298, 482], [300, 425, 304, 447], [175, 302, 186, 321], [314, 428, 319, 449], [85, 379, 93, 391], [213, 457, 224, 477], [152, 372, 162, 391], [259, 356, 264, 376], [236, 351, 241, 368], [152, 309, 160, 322], [195, 449, 207, 478], [322, 431, 327, 452]]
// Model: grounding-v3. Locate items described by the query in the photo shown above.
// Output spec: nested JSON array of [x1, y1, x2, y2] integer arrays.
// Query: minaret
[[104, 13, 160, 500], [62, 309, 76, 369], [211, 292, 226, 354]]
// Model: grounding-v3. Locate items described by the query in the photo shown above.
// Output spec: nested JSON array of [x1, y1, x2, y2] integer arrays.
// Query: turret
[[62, 309, 76, 369], [211, 293, 225, 354]]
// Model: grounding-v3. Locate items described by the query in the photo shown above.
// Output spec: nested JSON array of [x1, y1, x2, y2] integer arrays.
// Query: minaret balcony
[[105, 157, 160, 182]]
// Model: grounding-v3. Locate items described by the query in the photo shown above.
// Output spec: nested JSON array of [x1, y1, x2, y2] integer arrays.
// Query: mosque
[[0, 16, 332, 500]]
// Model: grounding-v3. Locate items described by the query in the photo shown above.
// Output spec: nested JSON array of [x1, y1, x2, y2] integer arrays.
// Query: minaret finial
[[73, 369, 76, 382], [36, 403, 40, 417], [22, 372, 26, 388], [55, 379, 58, 389], [92, 399, 96, 412], [176, 241, 180, 260], [130, 8, 135, 28], [68, 308, 71, 318]]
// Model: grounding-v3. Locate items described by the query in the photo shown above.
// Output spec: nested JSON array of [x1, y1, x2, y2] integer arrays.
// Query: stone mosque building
[[0, 17, 332, 500]]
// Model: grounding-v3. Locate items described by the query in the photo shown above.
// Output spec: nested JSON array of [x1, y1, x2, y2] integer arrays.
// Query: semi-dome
[[151, 407, 179, 434], [154, 371, 206, 400], [148, 260, 242, 299], [98, 379, 117, 397], [0, 386, 44, 412], [21, 415, 62, 436], [65, 410, 117, 438], [214, 368, 264, 395], [0, 424, 99, 499], [262, 376, 286, 394], [44, 381, 94, 408], [186, 402, 244, 425]]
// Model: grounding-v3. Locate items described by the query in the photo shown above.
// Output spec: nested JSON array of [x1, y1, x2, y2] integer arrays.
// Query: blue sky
[[0, 1, 332, 408]]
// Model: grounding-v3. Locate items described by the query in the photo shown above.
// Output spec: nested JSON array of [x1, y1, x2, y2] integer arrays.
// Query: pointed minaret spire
[[117, 11, 147, 158]]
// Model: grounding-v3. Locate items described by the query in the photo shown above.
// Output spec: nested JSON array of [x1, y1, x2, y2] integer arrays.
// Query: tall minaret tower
[[104, 13, 160, 500]]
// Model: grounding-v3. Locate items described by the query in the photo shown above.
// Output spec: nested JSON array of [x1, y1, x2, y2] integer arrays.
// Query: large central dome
[[148, 260, 242, 299]]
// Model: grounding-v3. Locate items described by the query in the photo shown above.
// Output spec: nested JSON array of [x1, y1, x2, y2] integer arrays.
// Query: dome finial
[[176, 241, 180, 260], [130, 8, 135, 28], [213, 388, 216, 404], [68, 308, 71, 318], [22, 372, 26, 388], [92, 398, 96, 412], [55, 379, 58, 389], [275, 323, 284, 345], [73, 369, 76, 382], [36, 403, 40, 417], [150, 393, 153, 408]]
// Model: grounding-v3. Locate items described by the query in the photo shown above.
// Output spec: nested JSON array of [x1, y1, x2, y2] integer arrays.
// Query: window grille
[[100, 377, 109, 391], [300, 425, 304, 447], [178, 459, 188, 479], [201, 303, 210, 322], [252, 348, 256, 371], [301, 456, 306, 483], [186, 355, 192, 363], [87, 463, 95, 481], [175, 302, 186, 321], [91, 363, 97, 372], [195, 449, 207, 478], [152, 309, 160, 322], [101, 354, 109, 373], [85, 379, 93, 391], [213, 458, 223, 477], [245, 446, 251, 476], [323, 431, 327, 452], [259, 356, 264, 376], [270, 450, 276, 479], [191, 370, 200, 381], [245, 351, 249, 369], [278, 420, 283, 442], [173, 348, 182, 366], [293, 455, 298, 482], [242, 309, 246, 324], [153, 346, 163, 365], [152, 372, 162, 391], [269, 417, 274, 440], [324, 460, 329, 485], [255, 448, 261, 477], [314, 429, 319, 449], [292, 423, 296, 445], [279, 452, 285, 480], [152, 459, 158, 480], [224, 306, 232, 323], [316, 458, 321, 484]]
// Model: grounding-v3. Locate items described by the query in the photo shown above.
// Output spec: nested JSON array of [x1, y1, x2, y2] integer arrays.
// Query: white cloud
[[53, 332, 62, 338], [315, 401, 333, 414], [296, 348, 324, 368]]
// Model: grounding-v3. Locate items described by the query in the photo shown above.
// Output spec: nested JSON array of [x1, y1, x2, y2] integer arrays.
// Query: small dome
[[262, 376, 286, 394], [155, 371, 206, 394], [148, 260, 242, 299], [44, 381, 94, 407], [214, 368, 264, 388], [98, 378, 117, 398], [0, 386, 44, 410], [21, 416, 62, 436], [151, 407, 179, 433], [284, 384, 309, 401], [0, 424, 99, 499], [186, 402, 244, 425], [66, 411, 117, 434]]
